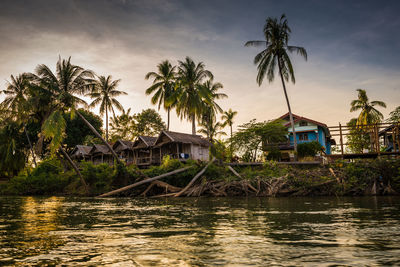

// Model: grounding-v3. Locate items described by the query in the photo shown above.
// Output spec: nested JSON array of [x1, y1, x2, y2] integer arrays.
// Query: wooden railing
[[328, 122, 400, 157]]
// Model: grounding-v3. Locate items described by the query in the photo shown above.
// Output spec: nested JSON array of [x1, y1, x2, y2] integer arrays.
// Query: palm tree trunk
[[23, 124, 37, 168], [59, 147, 89, 194], [278, 58, 298, 156], [192, 114, 196, 135], [230, 124, 233, 160], [76, 110, 121, 164], [167, 108, 170, 131], [106, 108, 109, 142]]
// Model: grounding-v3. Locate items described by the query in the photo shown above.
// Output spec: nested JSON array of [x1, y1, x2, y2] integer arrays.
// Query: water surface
[[0, 196, 399, 266]]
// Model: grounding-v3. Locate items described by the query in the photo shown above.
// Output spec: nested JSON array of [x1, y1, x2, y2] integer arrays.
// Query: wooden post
[[396, 124, 400, 152], [176, 143, 179, 159], [339, 123, 344, 157], [376, 124, 380, 156], [392, 128, 396, 152], [97, 166, 194, 197]]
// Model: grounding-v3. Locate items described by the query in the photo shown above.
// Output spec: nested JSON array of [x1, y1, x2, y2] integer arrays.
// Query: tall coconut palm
[[198, 78, 227, 121], [350, 89, 386, 126], [245, 14, 307, 153], [33, 57, 121, 191], [1, 73, 37, 167], [198, 119, 226, 142], [145, 60, 177, 130], [221, 108, 238, 158], [176, 57, 213, 135], [88, 75, 127, 142]]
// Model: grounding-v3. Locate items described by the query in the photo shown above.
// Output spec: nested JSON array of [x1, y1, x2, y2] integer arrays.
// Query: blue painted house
[[277, 113, 334, 155]]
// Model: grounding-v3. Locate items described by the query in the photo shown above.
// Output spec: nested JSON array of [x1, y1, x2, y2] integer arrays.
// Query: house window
[[299, 133, 308, 141], [299, 121, 308, 127]]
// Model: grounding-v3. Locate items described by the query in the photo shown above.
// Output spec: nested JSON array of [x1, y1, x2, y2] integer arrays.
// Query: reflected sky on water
[[0, 196, 399, 266]]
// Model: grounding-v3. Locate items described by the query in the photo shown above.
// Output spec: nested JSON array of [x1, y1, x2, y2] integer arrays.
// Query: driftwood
[[98, 166, 193, 197], [141, 181, 182, 197], [227, 165, 243, 179], [174, 159, 216, 197]]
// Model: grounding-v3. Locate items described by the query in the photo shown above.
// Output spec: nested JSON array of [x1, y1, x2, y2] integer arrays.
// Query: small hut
[[113, 140, 135, 164], [154, 131, 210, 162], [70, 145, 92, 161], [89, 144, 114, 165], [132, 136, 158, 166]]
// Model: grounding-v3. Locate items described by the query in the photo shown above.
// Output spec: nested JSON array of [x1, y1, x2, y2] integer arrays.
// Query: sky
[[0, 0, 399, 136]]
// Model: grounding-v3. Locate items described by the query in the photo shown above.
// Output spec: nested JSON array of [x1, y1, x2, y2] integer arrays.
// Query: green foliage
[[109, 108, 166, 141], [232, 119, 287, 162], [387, 106, 400, 123], [133, 108, 166, 136], [297, 141, 322, 158], [266, 146, 282, 161], [346, 118, 371, 153], [0, 120, 27, 177], [350, 89, 386, 126], [80, 161, 115, 195], [41, 110, 66, 155], [3, 159, 75, 195], [64, 109, 103, 150]]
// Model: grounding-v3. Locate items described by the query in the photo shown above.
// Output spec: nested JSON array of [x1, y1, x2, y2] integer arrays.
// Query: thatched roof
[[71, 145, 92, 158], [155, 131, 210, 147], [132, 136, 157, 149], [89, 144, 112, 155], [113, 139, 135, 152]]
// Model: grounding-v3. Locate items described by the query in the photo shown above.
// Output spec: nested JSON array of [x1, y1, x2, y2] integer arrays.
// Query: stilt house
[[113, 140, 135, 164], [89, 144, 114, 165], [70, 145, 92, 161], [154, 131, 210, 162], [132, 136, 158, 166]]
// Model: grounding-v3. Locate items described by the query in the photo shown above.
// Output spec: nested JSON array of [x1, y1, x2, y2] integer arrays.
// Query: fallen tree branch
[[174, 159, 216, 197], [97, 166, 193, 197]]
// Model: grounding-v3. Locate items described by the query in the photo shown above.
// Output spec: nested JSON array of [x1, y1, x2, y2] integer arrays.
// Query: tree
[[231, 119, 287, 162], [221, 108, 238, 158], [1, 73, 37, 166], [245, 14, 307, 153], [63, 109, 103, 151], [350, 89, 386, 126], [176, 57, 213, 134], [33, 57, 120, 166], [387, 106, 400, 123], [132, 109, 166, 137], [109, 108, 134, 141], [145, 60, 177, 130], [0, 120, 29, 178], [198, 117, 226, 142], [346, 118, 370, 153], [88, 75, 126, 142]]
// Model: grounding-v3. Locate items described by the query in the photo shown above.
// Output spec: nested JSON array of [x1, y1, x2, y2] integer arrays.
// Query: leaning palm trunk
[[59, 147, 89, 194], [23, 124, 37, 167], [167, 107, 170, 131], [76, 110, 121, 164], [278, 58, 297, 154], [105, 108, 109, 142]]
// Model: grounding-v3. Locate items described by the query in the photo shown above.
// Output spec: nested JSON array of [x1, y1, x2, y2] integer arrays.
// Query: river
[[0, 196, 399, 266]]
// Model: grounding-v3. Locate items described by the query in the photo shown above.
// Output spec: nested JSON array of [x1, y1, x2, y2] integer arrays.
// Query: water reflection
[[0, 196, 399, 266]]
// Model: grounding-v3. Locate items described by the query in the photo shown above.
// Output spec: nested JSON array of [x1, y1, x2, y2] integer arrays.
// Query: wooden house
[[276, 113, 335, 155], [132, 136, 158, 166], [113, 140, 135, 164], [89, 144, 114, 165], [70, 145, 92, 161], [379, 124, 400, 152], [154, 131, 210, 162]]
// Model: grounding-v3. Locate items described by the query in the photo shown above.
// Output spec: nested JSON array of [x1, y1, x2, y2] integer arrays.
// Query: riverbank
[[1, 158, 399, 197]]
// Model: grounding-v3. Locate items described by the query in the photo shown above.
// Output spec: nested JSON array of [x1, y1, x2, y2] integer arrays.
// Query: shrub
[[297, 141, 323, 158]]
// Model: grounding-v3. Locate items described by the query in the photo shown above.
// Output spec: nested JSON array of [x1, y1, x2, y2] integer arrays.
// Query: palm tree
[[245, 14, 307, 153], [32, 57, 121, 191], [221, 109, 238, 158], [350, 89, 386, 126], [109, 108, 134, 141], [1, 74, 37, 167], [198, 119, 226, 142], [198, 78, 227, 121], [145, 60, 177, 130], [176, 57, 213, 135], [88, 75, 127, 142]]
